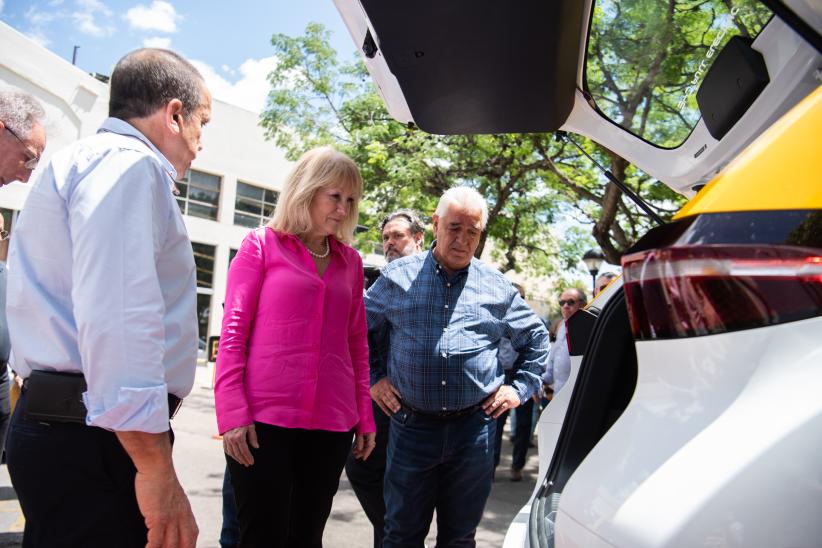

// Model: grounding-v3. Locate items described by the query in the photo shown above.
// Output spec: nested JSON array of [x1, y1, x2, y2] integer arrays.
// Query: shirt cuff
[[369, 370, 387, 387], [84, 385, 169, 433], [215, 387, 253, 435], [510, 375, 538, 404], [356, 416, 376, 434]]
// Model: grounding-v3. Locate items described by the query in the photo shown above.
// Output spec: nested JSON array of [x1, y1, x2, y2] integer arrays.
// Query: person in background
[[543, 288, 587, 398], [0, 89, 46, 461], [346, 209, 425, 548], [366, 186, 549, 547], [595, 271, 618, 297], [493, 283, 528, 480], [493, 337, 516, 474], [506, 287, 542, 482], [0, 215, 12, 462], [216, 146, 375, 548], [6, 48, 209, 548], [0, 90, 46, 188]]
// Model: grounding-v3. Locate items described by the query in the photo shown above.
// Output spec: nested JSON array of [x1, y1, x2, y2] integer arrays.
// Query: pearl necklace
[[303, 236, 330, 259]]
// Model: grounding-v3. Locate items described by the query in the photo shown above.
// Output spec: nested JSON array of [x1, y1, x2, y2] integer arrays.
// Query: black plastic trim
[[359, 0, 585, 134], [760, 0, 822, 54], [566, 309, 598, 357], [627, 210, 822, 255], [529, 291, 637, 546]]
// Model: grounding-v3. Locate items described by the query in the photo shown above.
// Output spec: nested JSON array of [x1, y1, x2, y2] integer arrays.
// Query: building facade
[[0, 22, 292, 361]]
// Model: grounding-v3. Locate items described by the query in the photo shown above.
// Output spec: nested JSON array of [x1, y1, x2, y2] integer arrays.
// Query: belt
[[167, 393, 183, 420], [402, 402, 484, 420], [23, 370, 183, 423]]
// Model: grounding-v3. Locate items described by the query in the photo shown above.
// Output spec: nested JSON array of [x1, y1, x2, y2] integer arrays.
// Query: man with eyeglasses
[[543, 288, 587, 398], [0, 90, 46, 467], [5, 49, 211, 548], [0, 90, 46, 187], [345, 209, 425, 548]]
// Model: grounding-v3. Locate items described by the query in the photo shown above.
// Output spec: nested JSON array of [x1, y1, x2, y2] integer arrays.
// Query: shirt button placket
[[442, 277, 450, 409]]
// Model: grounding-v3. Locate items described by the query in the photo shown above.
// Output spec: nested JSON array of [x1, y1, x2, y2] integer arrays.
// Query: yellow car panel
[[675, 85, 822, 220]]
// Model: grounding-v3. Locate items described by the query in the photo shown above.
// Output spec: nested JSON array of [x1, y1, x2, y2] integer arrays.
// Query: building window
[[192, 242, 216, 346], [234, 181, 279, 228], [177, 169, 221, 221]]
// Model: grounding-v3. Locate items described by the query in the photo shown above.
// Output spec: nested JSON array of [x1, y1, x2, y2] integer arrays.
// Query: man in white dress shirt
[[5, 49, 211, 548]]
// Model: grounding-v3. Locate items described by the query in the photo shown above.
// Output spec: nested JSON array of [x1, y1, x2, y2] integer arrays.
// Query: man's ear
[[165, 99, 185, 133], [431, 214, 439, 233]]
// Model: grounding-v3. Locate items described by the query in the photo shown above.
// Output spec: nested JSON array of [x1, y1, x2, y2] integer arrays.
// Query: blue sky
[[0, 0, 357, 112]]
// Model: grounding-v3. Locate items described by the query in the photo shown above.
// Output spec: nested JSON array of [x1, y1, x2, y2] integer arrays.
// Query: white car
[[334, 0, 822, 546]]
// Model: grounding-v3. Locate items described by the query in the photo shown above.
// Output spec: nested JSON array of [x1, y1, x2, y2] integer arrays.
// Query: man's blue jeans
[[383, 406, 495, 547]]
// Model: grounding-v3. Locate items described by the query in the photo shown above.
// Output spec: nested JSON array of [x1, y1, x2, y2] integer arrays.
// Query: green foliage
[[259, 3, 774, 272], [587, 0, 772, 147]]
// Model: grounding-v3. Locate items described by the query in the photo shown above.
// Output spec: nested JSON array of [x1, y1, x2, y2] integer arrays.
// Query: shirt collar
[[97, 118, 178, 183], [428, 240, 472, 279], [328, 236, 349, 266]]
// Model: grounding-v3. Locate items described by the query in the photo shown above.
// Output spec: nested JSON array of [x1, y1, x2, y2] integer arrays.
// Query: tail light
[[622, 245, 822, 339]]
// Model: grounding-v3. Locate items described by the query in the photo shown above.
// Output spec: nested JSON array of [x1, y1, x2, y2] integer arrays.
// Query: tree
[[260, 1, 768, 270], [260, 24, 585, 274]]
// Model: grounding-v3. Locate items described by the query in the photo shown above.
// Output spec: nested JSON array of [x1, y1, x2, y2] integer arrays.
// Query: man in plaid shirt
[[365, 187, 549, 547]]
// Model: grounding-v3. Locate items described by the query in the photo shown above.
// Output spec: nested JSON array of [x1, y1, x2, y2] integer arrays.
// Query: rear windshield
[[585, 0, 773, 148]]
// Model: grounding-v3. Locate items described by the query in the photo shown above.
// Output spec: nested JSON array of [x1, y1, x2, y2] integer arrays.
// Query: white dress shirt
[[542, 321, 571, 394], [7, 118, 198, 433]]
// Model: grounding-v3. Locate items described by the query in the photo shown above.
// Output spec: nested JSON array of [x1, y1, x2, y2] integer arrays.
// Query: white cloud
[[26, 29, 51, 47], [125, 1, 179, 33], [0, 1, 5, 15], [190, 57, 278, 114], [23, 6, 59, 45], [20, 0, 114, 47], [25, 5, 57, 26], [72, 0, 115, 37], [220, 64, 235, 76], [143, 36, 171, 48]]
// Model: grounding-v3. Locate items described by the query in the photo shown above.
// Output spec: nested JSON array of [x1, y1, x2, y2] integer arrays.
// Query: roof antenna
[[72, 45, 80, 66], [555, 131, 665, 226]]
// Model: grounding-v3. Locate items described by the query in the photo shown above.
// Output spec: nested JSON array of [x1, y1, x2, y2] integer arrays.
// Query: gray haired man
[[0, 89, 46, 464], [0, 90, 46, 187], [366, 187, 549, 547]]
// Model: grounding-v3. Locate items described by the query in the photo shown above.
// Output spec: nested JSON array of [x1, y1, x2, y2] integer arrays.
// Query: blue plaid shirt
[[364, 248, 548, 413]]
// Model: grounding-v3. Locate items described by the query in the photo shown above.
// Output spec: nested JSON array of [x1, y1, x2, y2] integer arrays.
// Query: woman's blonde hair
[[268, 146, 363, 243]]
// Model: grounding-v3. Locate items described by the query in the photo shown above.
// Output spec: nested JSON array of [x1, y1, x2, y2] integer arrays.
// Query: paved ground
[[0, 365, 541, 547]]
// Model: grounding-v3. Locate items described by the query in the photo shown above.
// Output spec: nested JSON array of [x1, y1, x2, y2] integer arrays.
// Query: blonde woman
[[215, 146, 375, 547]]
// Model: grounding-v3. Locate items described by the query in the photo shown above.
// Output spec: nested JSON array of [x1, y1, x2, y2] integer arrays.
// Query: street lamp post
[[582, 248, 605, 296]]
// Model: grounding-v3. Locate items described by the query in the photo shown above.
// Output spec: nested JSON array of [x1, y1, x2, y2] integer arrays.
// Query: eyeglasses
[[0, 230, 8, 241], [558, 299, 578, 307], [4, 126, 40, 170]]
